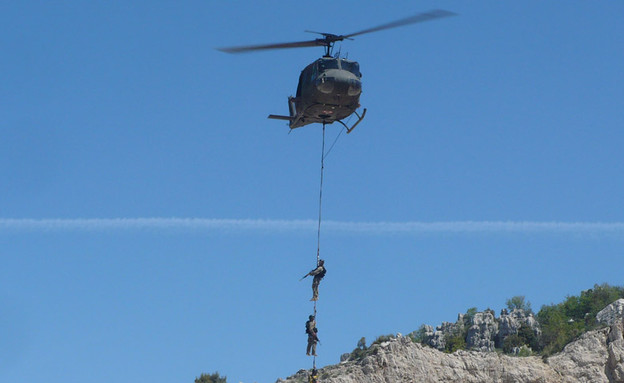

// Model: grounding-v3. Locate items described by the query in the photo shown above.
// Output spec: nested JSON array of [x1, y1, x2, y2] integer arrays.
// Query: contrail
[[1, 218, 624, 236]]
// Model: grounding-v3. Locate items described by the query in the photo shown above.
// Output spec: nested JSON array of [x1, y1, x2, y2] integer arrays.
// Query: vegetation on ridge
[[197, 284, 624, 381], [348, 283, 624, 361], [538, 283, 624, 356], [195, 372, 227, 383]]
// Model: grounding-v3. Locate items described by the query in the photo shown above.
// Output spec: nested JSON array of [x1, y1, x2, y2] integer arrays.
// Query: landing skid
[[268, 96, 366, 133], [337, 108, 367, 134]]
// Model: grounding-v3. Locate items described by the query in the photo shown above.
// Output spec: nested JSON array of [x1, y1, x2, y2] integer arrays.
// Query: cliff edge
[[280, 319, 624, 383]]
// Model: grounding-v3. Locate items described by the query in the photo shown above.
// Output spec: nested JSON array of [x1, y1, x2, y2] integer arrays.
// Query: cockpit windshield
[[340, 60, 361, 77], [316, 58, 361, 77], [318, 58, 339, 71]]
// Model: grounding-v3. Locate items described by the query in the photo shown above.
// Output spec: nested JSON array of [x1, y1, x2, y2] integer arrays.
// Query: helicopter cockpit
[[316, 58, 361, 78], [318, 57, 339, 71], [339, 59, 361, 78]]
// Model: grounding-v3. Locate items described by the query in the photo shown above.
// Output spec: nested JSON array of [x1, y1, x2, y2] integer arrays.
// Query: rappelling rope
[[311, 123, 327, 372], [316, 123, 326, 269], [322, 125, 344, 160], [314, 124, 326, 316]]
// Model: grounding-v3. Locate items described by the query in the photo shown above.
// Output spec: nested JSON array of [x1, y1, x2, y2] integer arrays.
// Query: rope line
[[312, 124, 326, 374], [323, 125, 344, 159], [316, 123, 325, 267]]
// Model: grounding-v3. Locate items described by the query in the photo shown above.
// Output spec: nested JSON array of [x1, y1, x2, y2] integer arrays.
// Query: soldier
[[308, 368, 319, 383], [307, 327, 320, 356], [306, 315, 316, 335], [305, 315, 317, 356], [301, 259, 326, 301]]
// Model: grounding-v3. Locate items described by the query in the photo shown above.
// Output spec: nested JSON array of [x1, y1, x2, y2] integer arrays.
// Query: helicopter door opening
[[296, 71, 304, 98]]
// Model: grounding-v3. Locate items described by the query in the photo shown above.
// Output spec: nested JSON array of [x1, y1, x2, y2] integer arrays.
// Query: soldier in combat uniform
[[305, 315, 318, 356], [308, 368, 319, 383], [307, 327, 320, 356], [301, 259, 326, 301]]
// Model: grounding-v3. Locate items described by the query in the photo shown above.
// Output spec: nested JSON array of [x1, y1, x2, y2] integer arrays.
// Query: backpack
[[318, 267, 326, 279]]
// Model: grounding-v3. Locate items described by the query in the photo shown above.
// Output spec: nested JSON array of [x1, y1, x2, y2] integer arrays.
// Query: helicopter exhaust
[[267, 96, 298, 123], [267, 114, 294, 121], [288, 96, 297, 117]]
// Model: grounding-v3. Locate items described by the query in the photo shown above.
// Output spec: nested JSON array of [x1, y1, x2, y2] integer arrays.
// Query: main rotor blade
[[218, 39, 324, 54], [343, 9, 456, 39], [218, 9, 455, 54]]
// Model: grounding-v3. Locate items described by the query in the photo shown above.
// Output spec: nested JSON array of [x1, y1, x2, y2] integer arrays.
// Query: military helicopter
[[219, 10, 455, 133]]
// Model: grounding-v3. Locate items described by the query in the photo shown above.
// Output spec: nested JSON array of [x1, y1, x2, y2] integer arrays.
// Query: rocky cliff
[[417, 308, 541, 353], [278, 301, 624, 383]]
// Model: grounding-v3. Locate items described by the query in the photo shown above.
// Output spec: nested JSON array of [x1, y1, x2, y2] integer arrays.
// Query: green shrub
[[408, 325, 430, 344], [195, 372, 227, 383], [517, 323, 540, 351], [444, 333, 466, 353], [503, 334, 523, 354], [502, 323, 539, 355], [371, 334, 394, 346], [564, 284, 624, 328], [349, 337, 368, 360], [357, 337, 366, 350], [369, 284, 624, 359], [463, 307, 478, 327], [537, 283, 624, 356], [517, 345, 533, 357], [506, 296, 532, 313]]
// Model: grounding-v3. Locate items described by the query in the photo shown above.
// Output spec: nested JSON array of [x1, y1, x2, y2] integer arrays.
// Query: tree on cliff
[[537, 283, 624, 356], [195, 372, 227, 383], [506, 296, 532, 313]]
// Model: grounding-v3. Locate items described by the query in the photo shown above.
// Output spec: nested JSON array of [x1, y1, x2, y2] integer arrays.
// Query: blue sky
[[2, 1, 623, 382]]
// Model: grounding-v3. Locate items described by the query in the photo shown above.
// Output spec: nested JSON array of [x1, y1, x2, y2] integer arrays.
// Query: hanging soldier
[[307, 327, 320, 356], [308, 368, 319, 383], [306, 315, 316, 335], [305, 315, 319, 356], [301, 259, 326, 301]]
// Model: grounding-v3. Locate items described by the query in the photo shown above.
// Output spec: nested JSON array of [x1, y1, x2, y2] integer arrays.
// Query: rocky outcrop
[[598, 299, 624, 326], [548, 326, 611, 382], [466, 311, 497, 352], [496, 308, 541, 349], [607, 318, 624, 381], [418, 308, 540, 353], [429, 318, 464, 351], [279, 320, 624, 383]]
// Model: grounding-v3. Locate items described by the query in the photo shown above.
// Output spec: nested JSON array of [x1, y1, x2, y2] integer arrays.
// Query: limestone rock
[[547, 326, 610, 382], [280, 336, 559, 383], [424, 308, 540, 352], [597, 299, 624, 326], [426, 317, 465, 351], [279, 322, 624, 383], [496, 308, 541, 348], [607, 320, 624, 382], [466, 311, 498, 352]]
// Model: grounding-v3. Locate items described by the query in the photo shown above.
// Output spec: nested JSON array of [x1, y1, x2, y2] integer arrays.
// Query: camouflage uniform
[[306, 260, 326, 301], [307, 328, 319, 356], [306, 315, 319, 356], [308, 368, 319, 383]]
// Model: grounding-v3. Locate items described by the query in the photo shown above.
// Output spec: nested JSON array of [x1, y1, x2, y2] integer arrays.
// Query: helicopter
[[219, 10, 455, 133]]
